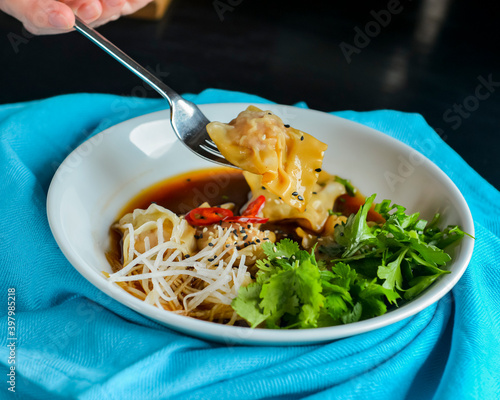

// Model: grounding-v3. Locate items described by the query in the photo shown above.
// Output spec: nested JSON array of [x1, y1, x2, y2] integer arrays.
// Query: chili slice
[[185, 207, 233, 226], [241, 195, 266, 216]]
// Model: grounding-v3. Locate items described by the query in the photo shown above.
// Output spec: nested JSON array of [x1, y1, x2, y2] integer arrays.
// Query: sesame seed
[[242, 235, 248, 240], [273, 247, 277, 252], [276, 256, 281, 259], [312, 192, 317, 195], [247, 224, 251, 229], [315, 168, 322, 172], [292, 192, 298, 196], [185, 254, 190, 258], [267, 112, 272, 115], [226, 244, 230, 248], [186, 179, 191, 181], [236, 246, 242, 250], [203, 227, 208, 233], [262, 134, 266, 140], [208, 243, 214, 247], [297, 195, 304, 201], [256, 239, 261, 243], [300, 136, 304, 141], [284, 124, 290, 128], [261, 186, 266, 190]]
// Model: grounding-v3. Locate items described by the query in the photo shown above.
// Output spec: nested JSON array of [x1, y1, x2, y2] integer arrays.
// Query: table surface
[[1, 0, 498, 189]]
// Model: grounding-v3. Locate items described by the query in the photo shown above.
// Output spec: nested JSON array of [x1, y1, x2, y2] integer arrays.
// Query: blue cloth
[[0, 89, 498, 400]]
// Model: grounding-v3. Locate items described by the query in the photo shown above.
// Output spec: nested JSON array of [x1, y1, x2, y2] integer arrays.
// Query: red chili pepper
[[185, 207, 233, 226], [223, 216, 269, 224], [241, 195, 266, 216]]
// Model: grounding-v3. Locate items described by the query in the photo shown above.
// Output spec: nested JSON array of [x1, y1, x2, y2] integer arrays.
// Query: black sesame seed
[[298, 195, 304, 201], [185, 254, 190, 258], [284, 124, 290, 128], [340, 232, 344, 236], [256, 239, 261, 243], [236, 246, 241, 250], [315, 168, 322, 172], [292, 191, 298, 196], [186, 179, 191, 181], [226, 244, 230, 248], [242, 235, 248, 240], [208, 243, 214, 247], [267, 112, 272, 115], [312, 192, 317, 195], [261, 186, 266, 190], [334, 224, 339, 228], [247, 224, 251, 229], [300, 136, 304, 141]]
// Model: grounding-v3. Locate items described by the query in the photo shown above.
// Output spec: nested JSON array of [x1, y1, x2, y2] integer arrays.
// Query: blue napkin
[[0, 89, 498, 400]]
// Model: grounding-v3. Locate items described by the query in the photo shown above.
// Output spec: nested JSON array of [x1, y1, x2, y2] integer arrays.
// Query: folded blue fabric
[[0, 89, 498, 400]]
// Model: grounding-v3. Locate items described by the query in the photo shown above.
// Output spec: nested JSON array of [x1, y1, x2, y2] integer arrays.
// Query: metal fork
[[74, 17, 233, 167]]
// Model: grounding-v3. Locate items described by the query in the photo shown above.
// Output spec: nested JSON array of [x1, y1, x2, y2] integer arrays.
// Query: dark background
[[1, 0, 498, 189]]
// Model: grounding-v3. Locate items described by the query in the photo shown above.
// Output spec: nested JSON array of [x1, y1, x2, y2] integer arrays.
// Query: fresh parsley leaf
[[335, 194, 377, 257], [261, 238, 299, 260], [334, 176, 357, 197], [231, 284, 268, 328], [404, 274, 442, 300], [377, 248, 408, 291]]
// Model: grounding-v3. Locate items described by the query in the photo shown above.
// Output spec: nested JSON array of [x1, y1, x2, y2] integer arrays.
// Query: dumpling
[[244, 171, 346, 233], [206, 106, 327, 212], [116, 204, 197, 265]]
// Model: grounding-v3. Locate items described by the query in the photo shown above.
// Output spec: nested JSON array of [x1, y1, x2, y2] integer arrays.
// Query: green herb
[[328, 209, 342, 216], [335, 176, 357, 197], [232, 195, 470, 329]]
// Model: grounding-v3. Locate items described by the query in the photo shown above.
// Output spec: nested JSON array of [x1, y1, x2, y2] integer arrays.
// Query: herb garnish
[[232, 195, 471, 328]]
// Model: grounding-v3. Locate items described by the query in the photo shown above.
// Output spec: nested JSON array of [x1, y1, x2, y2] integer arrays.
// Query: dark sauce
[[108, 168, 251, 270], [121, 168, 250, 216]]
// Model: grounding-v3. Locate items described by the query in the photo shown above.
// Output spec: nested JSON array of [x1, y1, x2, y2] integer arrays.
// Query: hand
[[0, 0, 153, 35]]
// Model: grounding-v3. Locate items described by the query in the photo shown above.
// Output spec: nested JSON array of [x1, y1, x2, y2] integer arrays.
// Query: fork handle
[[74, 17, 179, 106]]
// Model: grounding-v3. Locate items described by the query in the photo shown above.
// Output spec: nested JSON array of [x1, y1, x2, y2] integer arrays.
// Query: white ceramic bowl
[[47, 103, 474, 345]]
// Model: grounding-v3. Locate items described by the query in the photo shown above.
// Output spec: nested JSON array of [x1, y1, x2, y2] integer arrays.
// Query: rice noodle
[[108, 204, 254, 324]]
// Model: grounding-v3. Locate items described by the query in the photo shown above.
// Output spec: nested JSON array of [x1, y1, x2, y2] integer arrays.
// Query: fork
[[74, 16, 233, 167]]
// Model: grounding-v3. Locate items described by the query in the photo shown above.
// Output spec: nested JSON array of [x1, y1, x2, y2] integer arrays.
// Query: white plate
[[47, 103, 474, 345]]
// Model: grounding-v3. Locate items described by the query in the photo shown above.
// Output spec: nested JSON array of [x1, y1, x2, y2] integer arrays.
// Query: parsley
[[232, 196, 470, 329], [335, 176, 357, 197]]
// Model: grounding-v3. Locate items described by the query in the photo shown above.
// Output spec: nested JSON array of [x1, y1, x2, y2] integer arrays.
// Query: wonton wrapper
[[244, 171, 346, 233], [206, 106, 327, 212], [116, 204, 197, 265]]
